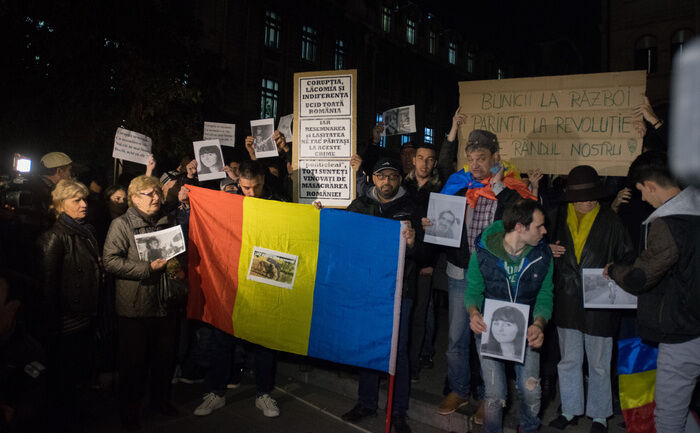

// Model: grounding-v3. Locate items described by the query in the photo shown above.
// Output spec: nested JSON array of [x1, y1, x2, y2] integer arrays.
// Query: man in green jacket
[[467, 199, 553, 433]]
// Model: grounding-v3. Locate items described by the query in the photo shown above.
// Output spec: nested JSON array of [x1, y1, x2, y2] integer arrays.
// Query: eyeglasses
[[375, 174, 400, 181], [139, 190, 161, 199]]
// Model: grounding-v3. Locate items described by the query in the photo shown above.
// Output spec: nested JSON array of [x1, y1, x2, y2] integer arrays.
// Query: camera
[[0, 174, 34, 211]]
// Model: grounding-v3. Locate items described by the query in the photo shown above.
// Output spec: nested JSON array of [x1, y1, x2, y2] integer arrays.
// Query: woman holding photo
[[103, 175, 182, 431]]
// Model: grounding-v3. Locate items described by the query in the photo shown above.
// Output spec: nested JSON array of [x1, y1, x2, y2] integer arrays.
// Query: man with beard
[[340, 158, 418, 433], [401, 144, 443, 381]]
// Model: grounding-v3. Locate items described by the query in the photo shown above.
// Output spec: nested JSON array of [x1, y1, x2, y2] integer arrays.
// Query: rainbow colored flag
[[186, 186, 405, 374], [618, 337, 658, 433]]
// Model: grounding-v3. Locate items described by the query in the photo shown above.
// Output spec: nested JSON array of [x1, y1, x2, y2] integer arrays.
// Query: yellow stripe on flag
[[233, 198, 320, 355], [619, 369, 656, 410]]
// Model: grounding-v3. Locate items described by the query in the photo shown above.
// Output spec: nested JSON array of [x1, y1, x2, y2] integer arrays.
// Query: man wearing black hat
[[547, 165, 634, 433], [341, 157, 417, 433]]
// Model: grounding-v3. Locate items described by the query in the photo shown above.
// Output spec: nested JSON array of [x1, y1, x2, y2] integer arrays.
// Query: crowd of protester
[[0, 95, 698, 433]]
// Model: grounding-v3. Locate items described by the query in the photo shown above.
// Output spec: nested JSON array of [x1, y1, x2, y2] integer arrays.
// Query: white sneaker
[[193, 392, 225, 416], [255, 394, 280, 417]]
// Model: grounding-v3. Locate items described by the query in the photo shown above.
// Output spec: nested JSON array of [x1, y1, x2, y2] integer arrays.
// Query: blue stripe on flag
[[307, 209, 401, 372], [618, 337, 658, 375]]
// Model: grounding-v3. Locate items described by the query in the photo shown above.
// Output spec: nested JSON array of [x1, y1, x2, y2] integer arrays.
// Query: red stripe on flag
[[186, 186, 244, 335], [622, 402, 657, 433]]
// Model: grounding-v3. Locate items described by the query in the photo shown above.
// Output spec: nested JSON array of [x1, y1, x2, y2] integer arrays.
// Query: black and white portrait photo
[[481, 299, 530, 363], [583, 268, 637, 309], [382, 105, 416, 136], [135, 225, 187, 262], [193, 139, 226, 181], [424, 192, 467, 247], [250, 118, 278, 158]]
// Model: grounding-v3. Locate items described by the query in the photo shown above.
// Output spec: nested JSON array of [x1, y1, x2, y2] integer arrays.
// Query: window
[[376, 113, 385, 147], [260, 78, 279, 119], [406, 19, 416, 45], [301, 25, 318, 62], [428, 31, 436, 55], [381, 7, 391, 33], [264, 10, 281, 48], [467, 49, 475, 73], [334, 39, 345, 70], [401, 135, 411, 145], [424, 127, 433, 144], [671, 29, 694, 59], [635, 35, 657, 74], [497, 67, 504, 79], [448, 42, 456, 65]]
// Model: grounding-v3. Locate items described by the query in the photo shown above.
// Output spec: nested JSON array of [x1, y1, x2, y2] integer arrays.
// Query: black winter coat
[[36, 215, 101, 335], [550, 204, 634, 337]]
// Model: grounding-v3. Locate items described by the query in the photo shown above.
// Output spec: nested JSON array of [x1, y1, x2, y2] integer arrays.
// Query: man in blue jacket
[[466, 199, 554, 433]]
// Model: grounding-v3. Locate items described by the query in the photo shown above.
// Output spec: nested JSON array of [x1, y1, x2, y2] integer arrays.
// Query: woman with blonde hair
[[36, 178, 102, 431], [103, 175, 182, 430]]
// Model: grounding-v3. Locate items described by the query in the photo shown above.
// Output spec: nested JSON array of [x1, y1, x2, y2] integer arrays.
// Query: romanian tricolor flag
[[185, 186, 405, 374], [618, 337, 658, 433]]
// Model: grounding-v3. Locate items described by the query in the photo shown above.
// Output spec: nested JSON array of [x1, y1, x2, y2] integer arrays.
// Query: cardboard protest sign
[[203, 121, 236, 147], [293, 70, 357, 207], [113, 127, 152, 165], [457, 71, 646, 175]]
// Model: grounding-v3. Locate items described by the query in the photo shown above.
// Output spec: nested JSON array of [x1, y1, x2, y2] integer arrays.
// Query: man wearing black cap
[[547, 165, 634, 433], [341, 157, 417, 433]]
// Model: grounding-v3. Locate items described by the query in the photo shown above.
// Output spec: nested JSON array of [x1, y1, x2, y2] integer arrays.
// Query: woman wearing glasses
[[103, 175, 181, 431]]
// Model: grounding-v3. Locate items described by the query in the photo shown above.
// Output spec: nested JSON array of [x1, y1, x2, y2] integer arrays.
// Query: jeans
[[557, 327, 613, 419], [446, 275, 473, 398], [358, 298, 412, 416], [477, 336, 541, 433], [655, 336, 700, 433]]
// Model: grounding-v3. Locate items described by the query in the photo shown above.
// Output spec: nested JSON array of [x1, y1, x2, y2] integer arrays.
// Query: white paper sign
[[193, 139, 226, 181], [299, 118, 352, 159], [297, 159, 353, 206], [481, 299, 530, 363], [583, 268, 637, 309], [299, 76, 352, 118], [250, 118, 279, 159], [424, 193, 467, 248], [134, 226, 186, 262], [203, 121, 236, 147], [113, 127, 152, 165], [382, 105, 417, 136], [277, 114, 293, 142]]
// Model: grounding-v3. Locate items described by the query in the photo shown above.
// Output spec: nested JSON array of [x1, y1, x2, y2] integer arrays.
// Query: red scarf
[[464, 171, 536, 208]]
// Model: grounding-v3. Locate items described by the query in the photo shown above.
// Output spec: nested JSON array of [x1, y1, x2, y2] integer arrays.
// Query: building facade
[[194, 0, 509, 151], [602, 0, 698, 114]]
